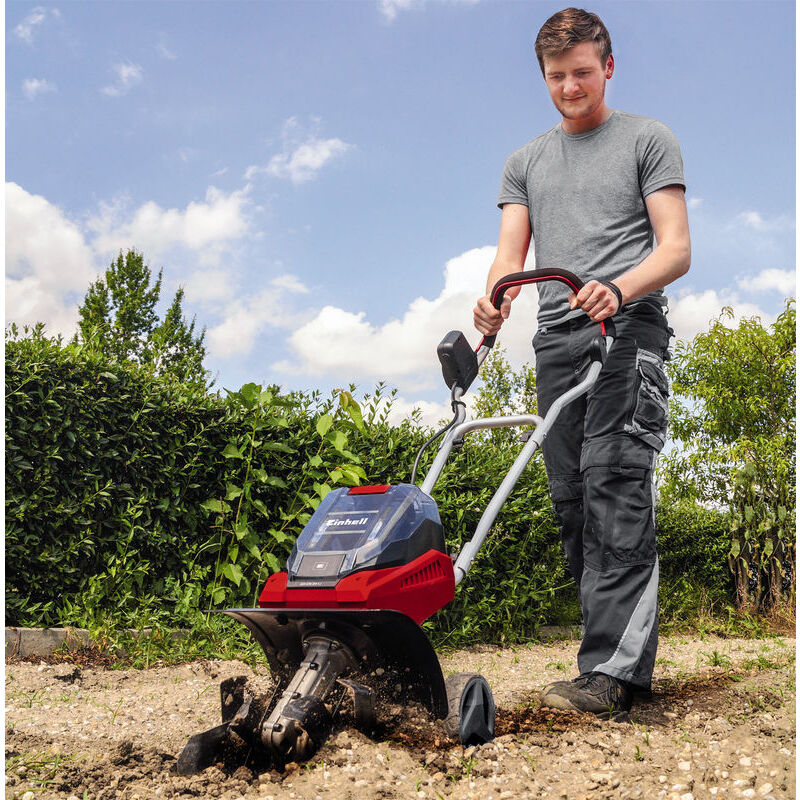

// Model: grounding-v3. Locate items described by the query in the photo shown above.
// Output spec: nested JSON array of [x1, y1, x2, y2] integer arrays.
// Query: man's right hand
[[475, 203, 531, 337], [473, 286, 520, 336]]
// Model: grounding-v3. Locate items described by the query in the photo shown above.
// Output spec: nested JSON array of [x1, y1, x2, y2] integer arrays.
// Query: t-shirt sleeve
[[637, 121, 686, 197], [497, 149, 529, 209]]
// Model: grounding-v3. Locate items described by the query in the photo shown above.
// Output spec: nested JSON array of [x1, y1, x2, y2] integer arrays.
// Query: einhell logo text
[[324, 517, 369, 528]]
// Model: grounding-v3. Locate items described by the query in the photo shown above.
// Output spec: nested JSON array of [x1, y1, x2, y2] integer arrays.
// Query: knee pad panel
[[582, 464, 657, 571]]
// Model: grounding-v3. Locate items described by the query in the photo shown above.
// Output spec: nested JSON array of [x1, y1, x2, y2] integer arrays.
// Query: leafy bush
[[6, 329, 228, 626], [5, 332, 569, 640], [656, 501, 733, 619], [5, 329, 377, 627], [6, 330, 767, 646], [663, 300, 796, 611]]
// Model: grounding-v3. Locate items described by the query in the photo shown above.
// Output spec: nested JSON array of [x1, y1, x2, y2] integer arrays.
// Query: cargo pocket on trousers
[[624, 349, 669, 451]]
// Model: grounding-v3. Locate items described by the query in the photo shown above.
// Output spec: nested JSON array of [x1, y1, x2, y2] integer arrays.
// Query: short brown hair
[[534, 8, 612, 75]]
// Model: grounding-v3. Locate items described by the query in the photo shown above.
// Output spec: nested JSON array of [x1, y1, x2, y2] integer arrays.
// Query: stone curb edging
[[5, 625, 582, 659], [5, 627, 93, 658]]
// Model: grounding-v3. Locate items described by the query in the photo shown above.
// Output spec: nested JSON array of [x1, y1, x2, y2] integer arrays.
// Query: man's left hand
[[569, 280, 620, 321]]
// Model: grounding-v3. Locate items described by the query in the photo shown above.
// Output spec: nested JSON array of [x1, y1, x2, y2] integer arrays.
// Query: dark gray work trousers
[[533, 302, 671, 690]]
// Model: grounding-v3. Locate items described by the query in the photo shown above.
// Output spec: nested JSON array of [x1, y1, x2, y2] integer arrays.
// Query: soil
[[5, 634, 795, 800]]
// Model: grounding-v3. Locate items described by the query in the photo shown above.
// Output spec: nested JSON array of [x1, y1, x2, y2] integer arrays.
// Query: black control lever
[[437, 330, 479, 392]]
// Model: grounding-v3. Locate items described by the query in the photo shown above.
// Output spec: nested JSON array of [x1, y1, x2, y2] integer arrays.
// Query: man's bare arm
[[570, 186, 691, 321], [473, 203, 532, 335]]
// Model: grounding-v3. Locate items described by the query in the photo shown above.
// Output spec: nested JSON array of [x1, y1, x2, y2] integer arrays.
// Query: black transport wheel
[[442, 672, 495, 745]]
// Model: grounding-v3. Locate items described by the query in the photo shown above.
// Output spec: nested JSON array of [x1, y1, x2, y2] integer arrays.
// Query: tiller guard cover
[[220, 607, 448, 719]]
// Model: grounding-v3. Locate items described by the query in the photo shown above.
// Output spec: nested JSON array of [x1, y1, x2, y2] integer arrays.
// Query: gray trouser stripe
[[594, 558, 659, 677], [651, 451, 658, 527]]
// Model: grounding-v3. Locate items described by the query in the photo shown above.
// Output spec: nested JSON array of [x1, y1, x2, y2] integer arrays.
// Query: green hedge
[[6, 333, 732, 645], [656, 501, 734, 618], [6, 333, 230, 625]]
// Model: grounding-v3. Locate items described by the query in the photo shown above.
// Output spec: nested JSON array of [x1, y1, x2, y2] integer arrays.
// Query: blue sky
[[6, 0, 795, 421]]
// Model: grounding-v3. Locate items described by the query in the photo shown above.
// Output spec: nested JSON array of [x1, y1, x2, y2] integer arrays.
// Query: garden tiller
[[176, 268, 614, 775]]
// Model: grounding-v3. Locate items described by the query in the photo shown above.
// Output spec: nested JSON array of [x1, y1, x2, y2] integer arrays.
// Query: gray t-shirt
[[497, 110, 685, 326]]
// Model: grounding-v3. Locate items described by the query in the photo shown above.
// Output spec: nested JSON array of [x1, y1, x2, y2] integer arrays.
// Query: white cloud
[[668, 289, 775, 343], [206, 284, 312, 359], [271, 274, 309, 294], [102, 61, 143, 97], [735, 210, 795, 232], [177, 147, 201, 164], [207, 308, 264, 360], [270, 244, 789, 407], [182, 269, 237, 306], [206, 298, 272, 359], [22, 78, 56, 100], [156, 34, 177, 60], [379, 0, 479, 21], [6, 181, 260, 343], [375, 394, 458, 428], [274, 246, 538, 388], [246, 118, 352, 184], [687, 196, 703, 209], [265, 138, 351, 183], [738, 211, 763, 229], [5, 182, 97, 337], [14, 7, 48, 43], [89, 185, 251, 265], [379, 0, 421, 21], [203, 273, 312, 356], [736, 268, 795, 296]]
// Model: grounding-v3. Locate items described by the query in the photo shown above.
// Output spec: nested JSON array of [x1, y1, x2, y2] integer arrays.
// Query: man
[[473, 8, 690, 716]]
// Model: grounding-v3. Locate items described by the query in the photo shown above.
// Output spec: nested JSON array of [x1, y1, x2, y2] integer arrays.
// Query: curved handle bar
[[479, 268, 615, 349]]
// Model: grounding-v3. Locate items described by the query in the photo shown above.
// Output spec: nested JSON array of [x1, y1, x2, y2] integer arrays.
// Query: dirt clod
[[52, 663, 81, 683]]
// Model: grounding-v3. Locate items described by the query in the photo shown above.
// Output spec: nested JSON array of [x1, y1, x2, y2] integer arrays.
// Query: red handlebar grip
[[480, 268, 585, 349]]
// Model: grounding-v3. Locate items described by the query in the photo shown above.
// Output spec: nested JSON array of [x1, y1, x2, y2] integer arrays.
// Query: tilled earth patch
[[5, 635, 795, 800]]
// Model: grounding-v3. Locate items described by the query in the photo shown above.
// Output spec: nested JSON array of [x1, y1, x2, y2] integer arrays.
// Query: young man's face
[[542, 40, 614, 125]]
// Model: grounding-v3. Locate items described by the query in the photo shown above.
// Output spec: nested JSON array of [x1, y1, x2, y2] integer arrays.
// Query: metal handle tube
[[419, 389, 467, 495], [453, 359, 604, 586], [420, 412, 544, 495], [420, 345, 529, 494], [475, 344, 491, 367], [451, 414, 543, 438]]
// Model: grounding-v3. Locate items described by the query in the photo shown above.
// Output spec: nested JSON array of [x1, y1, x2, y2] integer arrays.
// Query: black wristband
[[601, 280, 624, 311]]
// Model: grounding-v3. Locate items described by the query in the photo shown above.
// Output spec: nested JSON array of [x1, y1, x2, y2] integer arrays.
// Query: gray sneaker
[[540, 672, 633, 718]]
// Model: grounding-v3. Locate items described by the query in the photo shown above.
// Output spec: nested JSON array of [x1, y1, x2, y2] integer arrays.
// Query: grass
[[454, 755, 477, 780], [28, 619, 794, 677], [6, 687, 47, 708], [700, 649, 732, 668], [632, 723, 652, 747], [522, 752, 538, 771], [674, 725, 699, 746], [655, 657, 678, 668], [11, 592, 794, 672], [659, 590, 795, 640], [100, 697, 125, 723], [6, 750, 75, 786], [741, 651, 794, 671], [42, 612, 271, 670]]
